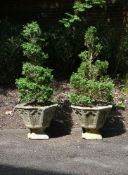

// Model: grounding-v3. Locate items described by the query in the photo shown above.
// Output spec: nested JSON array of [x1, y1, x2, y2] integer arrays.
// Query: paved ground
[[0, 129, 128, 175]]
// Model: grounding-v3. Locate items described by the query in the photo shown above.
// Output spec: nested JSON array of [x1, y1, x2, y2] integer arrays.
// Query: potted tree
[[69, 26, 114, 139], [15, 21, 57, 139]]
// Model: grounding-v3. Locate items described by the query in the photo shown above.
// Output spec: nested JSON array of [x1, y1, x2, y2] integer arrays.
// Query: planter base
[[27, 133, 49, 140], [82, 129, 102, 140]]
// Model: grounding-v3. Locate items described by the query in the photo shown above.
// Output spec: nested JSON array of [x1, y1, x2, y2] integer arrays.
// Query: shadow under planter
[[46, 100, 73, 138], [101, 107, 126, 138], [71, 105, 112, 140], [15, 103, 57, 139]]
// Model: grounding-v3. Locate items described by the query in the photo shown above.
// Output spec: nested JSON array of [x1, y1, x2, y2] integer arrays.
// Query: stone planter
[[71, 105, 112, 140], [15, 103, 57, 139]]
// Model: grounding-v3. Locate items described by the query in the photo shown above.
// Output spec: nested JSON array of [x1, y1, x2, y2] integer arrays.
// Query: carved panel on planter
[[15, 104, 57, 129], [72, 105, 112, 130]]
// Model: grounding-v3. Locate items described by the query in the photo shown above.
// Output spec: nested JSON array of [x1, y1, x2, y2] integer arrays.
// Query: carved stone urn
[[71, 105, 112, 140], [15, 103, 57, 139]]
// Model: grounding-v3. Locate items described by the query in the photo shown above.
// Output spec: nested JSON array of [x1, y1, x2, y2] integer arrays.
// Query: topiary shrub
[[69, 26, 114, 106], [16, 21, 53, 105]]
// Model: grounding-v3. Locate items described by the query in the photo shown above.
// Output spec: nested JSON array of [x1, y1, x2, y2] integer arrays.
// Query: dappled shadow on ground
[[0, 164, 77, 175], [101, 108, 126, 138], [46, 101, 73, 138]]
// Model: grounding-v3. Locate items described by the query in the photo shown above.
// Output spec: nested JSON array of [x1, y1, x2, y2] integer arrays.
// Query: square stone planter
[[15, 103, 57, 139], [71, 105, 112, 140]]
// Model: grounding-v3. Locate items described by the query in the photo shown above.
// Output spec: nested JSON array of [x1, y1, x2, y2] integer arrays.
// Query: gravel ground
[[0, 129, 128, 175]]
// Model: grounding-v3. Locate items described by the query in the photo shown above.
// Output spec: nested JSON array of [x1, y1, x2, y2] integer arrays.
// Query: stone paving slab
[[0, 129, 128, 175]]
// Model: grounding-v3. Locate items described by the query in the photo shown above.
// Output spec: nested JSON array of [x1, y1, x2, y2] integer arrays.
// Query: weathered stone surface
[[15, 103, 57, 130], [27, 132, 49, 140], [82, 129, 102, 140], [72, 105, 112, 139], [72, 105, 112, 129]]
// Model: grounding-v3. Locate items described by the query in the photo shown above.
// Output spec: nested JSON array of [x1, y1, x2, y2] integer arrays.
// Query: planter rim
[[71, 105, 112, 110], [15, 103, 57, 110]]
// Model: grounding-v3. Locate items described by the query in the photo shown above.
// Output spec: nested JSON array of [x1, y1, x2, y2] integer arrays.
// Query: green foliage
[[22, 21, 48, 65], [115, 29, 128, 75], [77, 26, 108, 80], [59, 13, 81, 28], [60, 0, 106, 28], [22, 63, 53, 85], [98, 25, 123, 76], [16, 63, 53, 103], [45, 24, 85, 78], [73, 0, 105, 12], [0, 19, 23, 85], [70, 26, 114, 106], [70, 92, 95, 106], [123, 74, 128, 95], [22, 22, 42, 40], [16, 21, 53, 104]]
